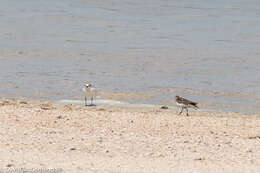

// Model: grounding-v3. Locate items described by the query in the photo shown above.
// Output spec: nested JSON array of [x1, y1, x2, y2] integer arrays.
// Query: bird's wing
[[179, 97, 199, 108], [178, 97, 190, 103]]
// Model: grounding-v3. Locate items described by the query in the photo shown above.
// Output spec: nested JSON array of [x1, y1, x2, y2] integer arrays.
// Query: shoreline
[[0, 99, 260, 173], [3, 96, 260, 116], [2, 93, 260, 115]]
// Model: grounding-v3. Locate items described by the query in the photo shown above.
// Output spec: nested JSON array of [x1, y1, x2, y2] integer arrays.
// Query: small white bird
[[82, 83, 96, 106]]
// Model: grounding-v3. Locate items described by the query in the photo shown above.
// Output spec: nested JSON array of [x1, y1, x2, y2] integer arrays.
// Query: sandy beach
[[0, 99, 259, 173]]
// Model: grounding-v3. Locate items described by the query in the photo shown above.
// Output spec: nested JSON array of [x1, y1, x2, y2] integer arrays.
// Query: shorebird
[[175, 95, 198, 116], [82, 83, 96, 106]]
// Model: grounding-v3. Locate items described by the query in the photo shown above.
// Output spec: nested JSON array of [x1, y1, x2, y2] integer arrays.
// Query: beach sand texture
[[0, 100, 260, 173]]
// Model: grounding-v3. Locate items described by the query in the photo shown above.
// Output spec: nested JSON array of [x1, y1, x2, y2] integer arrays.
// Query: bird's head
[[84, 83, 92, 88]]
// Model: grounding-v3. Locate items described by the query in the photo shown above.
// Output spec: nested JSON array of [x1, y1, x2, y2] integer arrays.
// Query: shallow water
[[1, 0, 260, 113]]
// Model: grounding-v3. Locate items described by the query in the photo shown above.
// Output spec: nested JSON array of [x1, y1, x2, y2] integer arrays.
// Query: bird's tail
[[192, 103, 199, 109]]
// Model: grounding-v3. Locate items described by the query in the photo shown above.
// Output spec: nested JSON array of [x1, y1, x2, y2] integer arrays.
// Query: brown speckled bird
[[175, 95, 199, 116]]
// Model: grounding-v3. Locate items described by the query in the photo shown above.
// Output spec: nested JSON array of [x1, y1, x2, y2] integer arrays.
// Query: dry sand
[[0, 99, 260, 173]]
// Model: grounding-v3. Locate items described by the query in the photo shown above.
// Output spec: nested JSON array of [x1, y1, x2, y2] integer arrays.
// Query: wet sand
[[0, 99, 260, 173]]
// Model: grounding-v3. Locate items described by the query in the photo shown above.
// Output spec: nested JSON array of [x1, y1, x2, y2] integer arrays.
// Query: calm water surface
[[1, 0, 260, 113]]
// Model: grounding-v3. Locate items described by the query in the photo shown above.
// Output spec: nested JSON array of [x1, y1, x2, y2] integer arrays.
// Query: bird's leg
[[85, 96, 87, 106], [179, 107, 183, 115], [90, 96, 93, 105], [186, 108, 189, 116]]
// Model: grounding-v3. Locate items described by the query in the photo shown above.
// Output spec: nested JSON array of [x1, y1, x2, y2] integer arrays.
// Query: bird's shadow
[[85, 104, 97, 107]]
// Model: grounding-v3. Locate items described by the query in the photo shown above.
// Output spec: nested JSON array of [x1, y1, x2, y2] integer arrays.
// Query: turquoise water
[[1, 0, 260, 113]]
